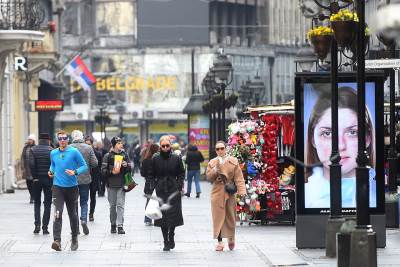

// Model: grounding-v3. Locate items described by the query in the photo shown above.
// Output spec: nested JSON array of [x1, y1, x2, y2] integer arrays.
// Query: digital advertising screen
[[295, 73, 385, 215]]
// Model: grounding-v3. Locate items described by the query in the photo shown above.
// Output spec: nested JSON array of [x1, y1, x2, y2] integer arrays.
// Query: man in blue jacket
[[49, 130, 88, 251]]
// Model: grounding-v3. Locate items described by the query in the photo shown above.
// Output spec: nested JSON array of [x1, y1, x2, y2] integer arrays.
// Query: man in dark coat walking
[[184, 144, 204, 198], [29, 133, 53, 234], [150, 135, 185, 251]]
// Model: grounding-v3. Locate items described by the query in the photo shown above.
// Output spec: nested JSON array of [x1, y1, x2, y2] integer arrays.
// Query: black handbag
[[224, 182, 237, 195]]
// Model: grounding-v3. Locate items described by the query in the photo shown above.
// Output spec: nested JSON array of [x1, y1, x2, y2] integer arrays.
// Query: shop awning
[[246, 100, 295, 113]]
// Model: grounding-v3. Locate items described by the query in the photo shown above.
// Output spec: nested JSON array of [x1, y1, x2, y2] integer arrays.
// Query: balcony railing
[[0, 0, 45, 30]]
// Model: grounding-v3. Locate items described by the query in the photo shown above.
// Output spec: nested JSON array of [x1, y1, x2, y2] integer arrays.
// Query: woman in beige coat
[[206, 141, 246, 251]]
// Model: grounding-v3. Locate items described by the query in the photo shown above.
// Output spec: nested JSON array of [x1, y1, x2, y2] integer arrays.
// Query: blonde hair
[[159, 135, 171, 144]]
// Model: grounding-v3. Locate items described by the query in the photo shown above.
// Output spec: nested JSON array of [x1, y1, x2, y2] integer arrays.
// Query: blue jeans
[[186, 170, 201, 194], [78, 184, 90, 223]]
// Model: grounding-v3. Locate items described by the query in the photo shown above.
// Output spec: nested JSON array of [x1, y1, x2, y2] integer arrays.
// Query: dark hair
[[143, 144, 159, 160], [305, 87, 375, 179], [85, 135, 93, 144]]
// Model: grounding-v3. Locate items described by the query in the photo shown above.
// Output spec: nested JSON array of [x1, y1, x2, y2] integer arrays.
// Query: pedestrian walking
[[140, 143, 159, 226], [29, 133, 53, 234], [184, 144, 204, 198], [70, 130, 98, 235], [101, 136, 131, 234], [206, 141, 246, 251], [94, 141, 107, 197], [149, 135, 185, 251], [21, 134, 36, 203], [49, 130, 88, 251], [86, 137, 102, 221]]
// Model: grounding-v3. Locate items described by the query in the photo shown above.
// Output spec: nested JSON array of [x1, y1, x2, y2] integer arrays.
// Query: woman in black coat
[[150, 136, 185, 251], [140, 143, 159, 225]]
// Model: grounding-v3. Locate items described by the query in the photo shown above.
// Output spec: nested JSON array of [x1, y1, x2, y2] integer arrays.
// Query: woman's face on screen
[[313, 108, 363, 178]]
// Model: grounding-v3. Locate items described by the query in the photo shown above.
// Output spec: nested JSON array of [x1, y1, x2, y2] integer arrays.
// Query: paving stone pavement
[[0, 174, 399, 266]]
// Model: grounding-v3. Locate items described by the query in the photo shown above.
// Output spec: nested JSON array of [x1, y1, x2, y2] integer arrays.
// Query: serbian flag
[[65, 55, 96, 90]]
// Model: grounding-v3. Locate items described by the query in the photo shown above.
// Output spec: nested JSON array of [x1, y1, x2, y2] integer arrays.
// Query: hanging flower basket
[[307, 26, 334, 60], [331, 20, 357, 48], [330, 9, 359, 48], [310, 35, 333, 60]]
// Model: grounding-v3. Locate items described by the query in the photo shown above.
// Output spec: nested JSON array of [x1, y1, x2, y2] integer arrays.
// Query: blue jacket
[[50, 146, 88, 187]]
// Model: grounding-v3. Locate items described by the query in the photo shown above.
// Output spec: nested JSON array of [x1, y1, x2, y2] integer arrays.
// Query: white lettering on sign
[[14, 56, 27, 71], [365, 59, 400, 69]]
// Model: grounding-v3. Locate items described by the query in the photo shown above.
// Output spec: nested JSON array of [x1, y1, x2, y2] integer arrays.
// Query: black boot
[[42, 226, 50, 235], [168, 231, 175, 249], [117, 226, 125, 234], [33, 225, 40, 234], [111, 224, 117, 234], [184, 193, 190, 198], [163, 241, 170, 251], [71, 236, 78, 251], [196, 193, 201, 198]]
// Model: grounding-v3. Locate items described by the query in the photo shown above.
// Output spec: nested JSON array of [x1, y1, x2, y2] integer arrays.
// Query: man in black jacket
[[184, 145, 204, 198], [29, 133, 53, 234]]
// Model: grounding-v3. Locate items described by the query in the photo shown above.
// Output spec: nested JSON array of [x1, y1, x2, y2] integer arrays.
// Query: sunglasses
[[58, 136, 68, 141], [216, 147, 225, 151], [161, 144, 170, 148]]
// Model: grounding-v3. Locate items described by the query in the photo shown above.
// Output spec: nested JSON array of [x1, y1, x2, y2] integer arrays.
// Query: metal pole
[[386, 43, 399, 228], [326, 21, 345, 258], [350, 1, 377, 265], [222, 83, 226, 141]]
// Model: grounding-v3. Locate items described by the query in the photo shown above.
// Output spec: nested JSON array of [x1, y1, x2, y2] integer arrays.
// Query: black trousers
[[98, 176, 106, 196], [52, 185, 79, 242], [33, 180, 52, 227], [89, 179, 97, 215], [161, 226, 175, 242], [26, 179, 34, 200]]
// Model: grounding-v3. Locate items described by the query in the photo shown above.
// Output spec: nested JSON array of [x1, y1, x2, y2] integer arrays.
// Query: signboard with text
[[189, 115, 210, 161], [35, 100, 64, 111]]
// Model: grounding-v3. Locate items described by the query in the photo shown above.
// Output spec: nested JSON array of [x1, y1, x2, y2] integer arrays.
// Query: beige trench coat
[[206, 156, 246, 239]]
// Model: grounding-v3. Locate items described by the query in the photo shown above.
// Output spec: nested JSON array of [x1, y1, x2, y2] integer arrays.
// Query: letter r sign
[[15, 56, 28, 71]]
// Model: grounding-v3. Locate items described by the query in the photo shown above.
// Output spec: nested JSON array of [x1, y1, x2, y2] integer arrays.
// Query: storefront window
[[96, 1, 135, 36]]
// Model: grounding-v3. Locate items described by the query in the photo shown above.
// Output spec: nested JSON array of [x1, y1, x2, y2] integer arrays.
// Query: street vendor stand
[[227, 101, 296, 225]]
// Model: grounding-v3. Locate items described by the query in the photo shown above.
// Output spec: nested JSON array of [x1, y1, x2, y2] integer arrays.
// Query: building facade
[[56, 0, 309, 146]]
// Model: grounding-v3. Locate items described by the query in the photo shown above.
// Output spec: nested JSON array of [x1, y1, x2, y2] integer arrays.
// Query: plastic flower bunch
[[307, 26, 334, 39], [227, 122, 241, 136], [330, 9, 359, 22]]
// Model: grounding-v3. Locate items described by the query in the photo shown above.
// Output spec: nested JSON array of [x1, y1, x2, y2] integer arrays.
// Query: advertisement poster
[[303, 82, 377, 209], [189, 115, 210, 161]]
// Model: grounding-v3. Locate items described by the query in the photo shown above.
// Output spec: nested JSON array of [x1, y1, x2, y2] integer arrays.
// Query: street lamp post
[[211, 52, 233, 142], [247, 74, 266, 106], [350, 1, 377, 266], [115, 104, 126, 138], [298, 0, 345, 258], [376, 2, 400, 229]]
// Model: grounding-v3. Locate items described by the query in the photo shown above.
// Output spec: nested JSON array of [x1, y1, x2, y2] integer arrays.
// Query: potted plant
[[307, 26, 334, 60], [330, 9, 358, 48]]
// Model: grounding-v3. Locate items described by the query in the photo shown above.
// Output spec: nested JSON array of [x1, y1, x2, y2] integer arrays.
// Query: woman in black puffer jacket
[[140, 143, 159, 225], [149, 136, 185, 252]]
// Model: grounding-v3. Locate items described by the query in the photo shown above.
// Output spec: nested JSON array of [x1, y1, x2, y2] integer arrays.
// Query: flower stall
[[227, 102, 296, 225]]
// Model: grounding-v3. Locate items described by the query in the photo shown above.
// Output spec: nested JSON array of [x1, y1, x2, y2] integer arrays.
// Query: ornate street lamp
[[375, 3, 400, 45], [247, 74, 266, 106], [211, 51, 233, 142], [295, 45, 318, 72]]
